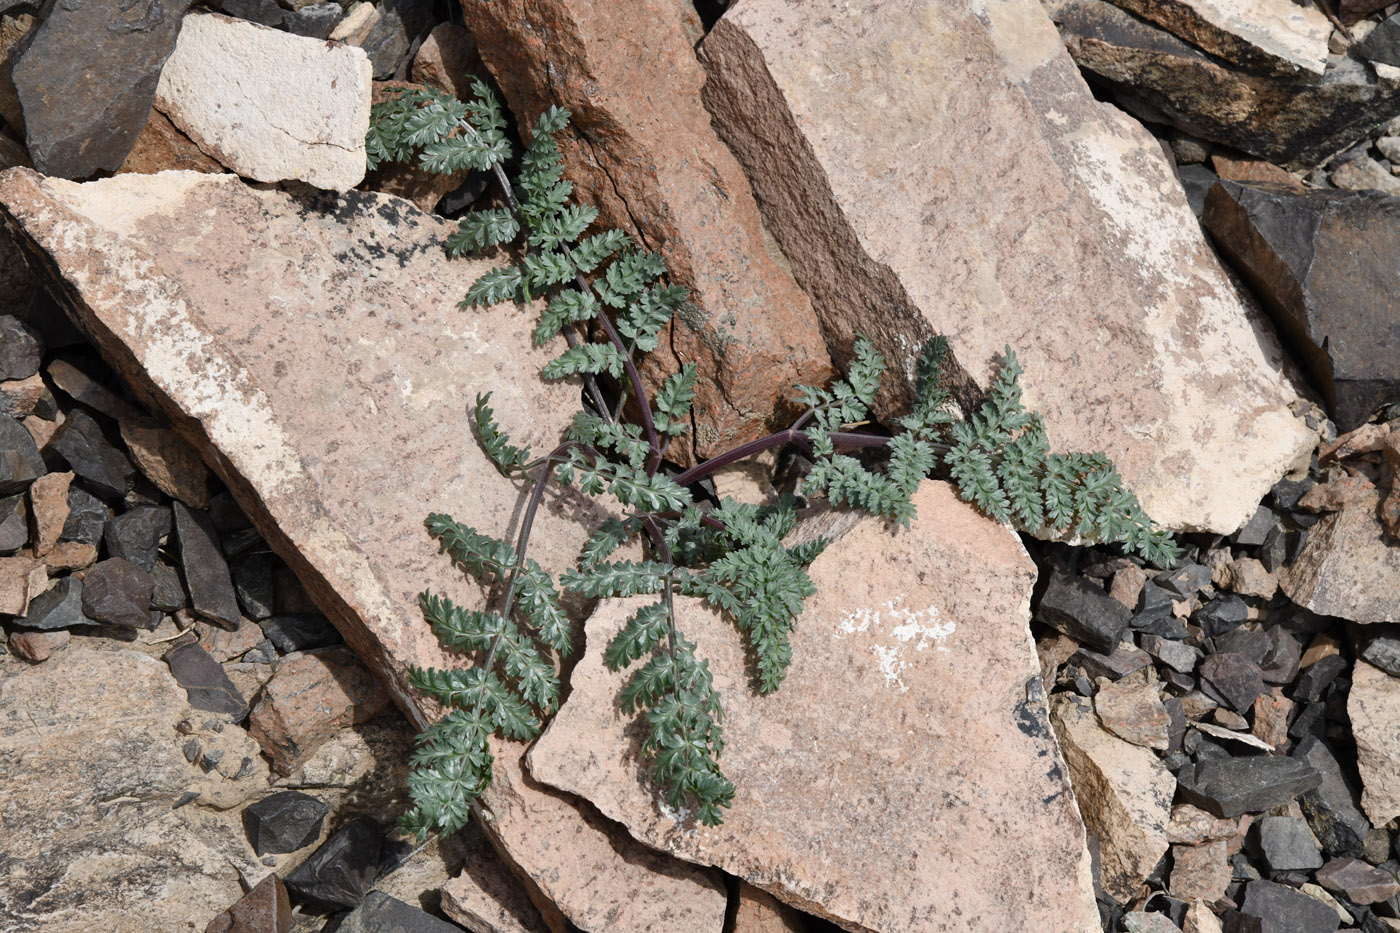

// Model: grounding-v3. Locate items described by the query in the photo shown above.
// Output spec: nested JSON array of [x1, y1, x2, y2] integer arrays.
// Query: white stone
[[155, 12, 371, 191]]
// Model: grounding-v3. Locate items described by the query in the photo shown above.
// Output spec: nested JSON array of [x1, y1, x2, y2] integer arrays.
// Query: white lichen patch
[[835, 594, 955, 692]]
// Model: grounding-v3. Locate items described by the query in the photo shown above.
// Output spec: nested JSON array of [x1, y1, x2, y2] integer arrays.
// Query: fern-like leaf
[[473, 392, 530, 476]]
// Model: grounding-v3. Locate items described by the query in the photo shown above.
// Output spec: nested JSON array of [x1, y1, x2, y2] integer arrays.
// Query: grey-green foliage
[[366, 82, 1181, 840]]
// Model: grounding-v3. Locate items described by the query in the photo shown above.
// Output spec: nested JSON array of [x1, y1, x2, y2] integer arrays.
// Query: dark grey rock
[[46, 358, 143, 423], [47, 409, 136, 499], [1203, 181, 1400, 431], [80, 557, 157, 629], [163, 640, 248, 720], [0, 494, 27, 553], [1215, 628, 1271, 666], [212, 0, 285, 27], [1258, 526, 1288, 572], [1260, 626, 1302, 685], [285, 1, 340, 38], [1177, 163, 1219, 219], [200, 749, 223, 772], [149, 563, 187, 612], [1036, 572, 1130, 653], [1140, 632, 1200, 673], [0, 315, 41, 380], [257, 614, 339, 654], [1165, 696, 1187, 753], [0, 413, 45, 494], [1184, 730, 1232, 763], [14, 576, 83, 630], [104, 505, 171, 572], [1289, 702, 1326, 743], [1235, 505, 1279, 547], [1272, 476, 1315, 512], [1359, 628, 1400, 677], [1294, 654, 1347, 703], [1073, 641, 1152, 680], [11, 0, 196, 178], [240, 639, 277, 665], [337, 891, 465, 933], [230, 552, 274, 620], [243, 790, 329, 855], [219, 527, 264, 560], [360, 0, 434, 79], [1294, 734, 1370, 859], [60, 485, 108, 546], [173, 501, 241, 629], [1178, 755, 1323, 818], [182, 737, 200, 762], [1196, 595, 1250, 637], [284, 814, 381, 910], [1358, 12, 1400, 68], [1315, 858, 1400, 904], [207, 490, 251, 533], [1257, 816, 1324, 872], [1240, 879, 1340, 933], [1199, 652, 1266, 712], [1157, 562, 1213, 598]]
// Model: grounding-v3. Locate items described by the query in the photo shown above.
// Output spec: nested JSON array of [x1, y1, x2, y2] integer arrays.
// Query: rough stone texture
[[46, 357, 142, 421], [1315, 858, 1400, 904], [0, 411, 43, 493], [0, 168, 728, 933], [1169, 840, 1231, 903], [154, 12, 372, 191], [283, 813, 381, 910], [246, 645, 389, 774], [1052, 693, 1175, 904], [338, 892, 465, 933], [165, 639, 249, 719], [1177, 755, 1322, 818], [700, 0, 1311, 533], [0, 552, 45, 615], [1038, 573, 1132, 652], [1203, 181, 1400, 432], [1330, 156, 1400, 196], [1107, 0, 1330, 76], [530, 483, 1102, 932], [0, 373, 47, 419], [1256, 815, 1323, 871], [1349, 660, 1400, 825], [0, 313, 40, 379], [80, 556, 157, 629], [733, 882, 808, 933], [440, 830, 551, 933], [462, 0, 835, 461], [1046, 0, 1400, 169], [204, 872, 292, 933], [117, 108, 226, 176], [26, 469, 69, 556], [0, 648, 252, 932], [7, 627, 69, 661], [14, 574, 84, 630], [1240, 879, 1341, 933], [174, 501, 242, 628], [47, 408, 137, 499], [120, 419, 211, 508], [11, 0, 195, 178], [105, 505, 171, 572], [411, 22, 484, 99], [243, 790, 328, 855], [1279, 494, 1400, 624], [1095, 677, 1171, 749]]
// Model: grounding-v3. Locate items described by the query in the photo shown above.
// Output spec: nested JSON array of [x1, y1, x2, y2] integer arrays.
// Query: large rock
[[154, 12, 371, 191], [1106, 0, 1330, 77], [529, 482, 1102, 932], [1045, 0, 1400, 168], [1348, 660, 1400, 825], [699, 0, 1311, 534], [0, 648, 252, 932], [0, 168, 725, 932], [1203, 181, 1400, 432], [10, 0, 194, 178], [460, 0, 834, 461], [1278, 492, 1400, 624], [1051, 693, 1176, 903]]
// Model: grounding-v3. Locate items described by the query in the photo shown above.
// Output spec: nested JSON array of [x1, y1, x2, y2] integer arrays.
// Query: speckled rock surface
[[1348, 660, 1400, 825], [529, 482, 1101, 933], [699, 0, 1313, 533], [0, 168, 725, 933], [1279, 493, 1400, 624]]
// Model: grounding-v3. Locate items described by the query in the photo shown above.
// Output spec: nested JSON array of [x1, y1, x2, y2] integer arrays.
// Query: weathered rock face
[[1278, 493, 1400, 624], [529, 482, 1101, 933], [1106, 0, 1331, 77], [0, 168, 725, 933], [700, 0, 1312, 534], [1203, 180, 1400, 432], [154, 12, 372, 191], [1044, 0, 1400, 168], [11, 0, 194, 178], [0, 648, 252, 932], [1348, 660, 1400, 825], [460, 0, 834, 461], [117, 108, 225, 176]]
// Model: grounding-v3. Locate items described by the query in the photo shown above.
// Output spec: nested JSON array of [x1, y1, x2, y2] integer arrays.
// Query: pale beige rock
[[1184, 900, 1224, 933], [1169, 841, 1231, 902], [699, 0, 1312, 533], [530, 483, 1101, 932], [1123, 913, 1184, 933], [196, 618, 264, 663], [0, 552, 45, 615], [1331, 157, 1400, 196], [120, 420, 210, 508], [21, 414, 57, 448], [154, 13, 372, 191], [1280, 494, 1400, 623], [733, 882, 807, 933], [1110, 0, 1330, 76], [1348, 660, 1400, 825], [329, 1, 379, 43], [1111, 564, 1149, 609], [42, 540, 95, 572], [26, 469, 70, 556], [1051, 693, 1175, 903], [1251, 688, 1292, 750], [0, 168, 723, 932], [439, 828, 553, 933], [1223, 557, 1277, 599], [1094, 677, 1171, 749], [0, 648, 253, 932], [0, 372, 46, 418]]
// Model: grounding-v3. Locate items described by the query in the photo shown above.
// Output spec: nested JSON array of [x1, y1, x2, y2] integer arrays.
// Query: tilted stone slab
[[1347, 661, 1400, 826], [699, 0, 1313, 533], [0, 168, 725, 933], [1107, 0, 1331, 77], [1278, 493, 1400, 624], [528, 482, 1101, 933]]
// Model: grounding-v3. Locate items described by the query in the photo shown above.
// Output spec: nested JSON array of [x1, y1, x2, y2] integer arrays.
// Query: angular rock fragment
[[0, 411, 43, 493], [1330, 157, 1400, 196], [1177, 755, 1322, 818], [1279, 495, 1400, 624], [25, 469, 69, 556], [150, 563, 187, 612], [700, 0, 1311, 532], [1199, 653, 1266, 713], [533, 483, 1101, 930], [242, 790, 328, 855], [14, 575, 83, 630], [119, 420, 210, 508], [1109, 0, 1331, 77], [285, 2, 341, 40], [0, 552, 44, 615], [1095, 677, 1172, 749], [1316, 858, 1400, 904], [462, 0, 834, 460], [7, 627, 69, 662], [197, 618, 264, 662], [0, 168, 726, 933], [47, 409, 136, 499], [174, 501, 243, 629], [1349, 660, 1400, 825], [411, 22, 482, 99], [1360, 628, 1400, 676], [61, 485, 108, 547], [117, 108, 226, 177], [1170, 840, 1231, 904], [46, 357, 142, 422], [205, 872, 292, 933], [359, 0, 433, 79], [338, 891, 466, 933], [0, 493, 26, 553], [439, 833, 551, 933], [164, 640, 249, 719], [0, 373, 48, 419], [0, 313, 39, 379], [1240, 880, 1340, 933], [105, 504, 171, 572], [283, 814, 381, 910], [154, 13, 372, 191], [1256, 816, 1323, 872], [1039, 573, 1133, 652], [1204, 181, 1400, 432], [11, 0, 195, 178], [257, 613, 337, 653], [81, 557, 157, 630]]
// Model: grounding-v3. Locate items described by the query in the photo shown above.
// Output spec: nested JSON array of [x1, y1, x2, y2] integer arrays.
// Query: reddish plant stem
[[673, 428, 899, 489]]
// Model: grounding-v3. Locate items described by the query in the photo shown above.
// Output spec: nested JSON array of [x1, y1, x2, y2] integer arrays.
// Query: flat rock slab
[[529, 482, 1101, 933], [1348, 661, 1400, 825], [1109, 0, 1330, 76], [698, 0, 1312, 534], [154, 12, 371, 191], [0, 648, 252, 932], [1278, 494, 1400, 624], [0, 168, 725, 933]]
